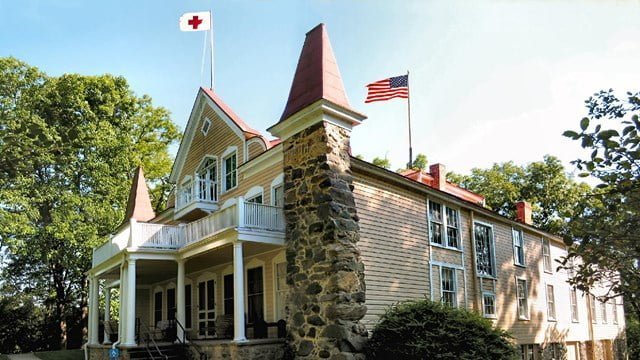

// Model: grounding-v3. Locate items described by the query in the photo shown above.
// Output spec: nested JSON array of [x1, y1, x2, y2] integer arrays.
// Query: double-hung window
[[546, 284, 556, 321], [601, 301, 607, 324], [516, 278, 529, 320], [429, 201, 460, 249], [223, 152, 237, 191], [275, 262, 287, 320], [612, 298, 618, 324], [483, 292, 496, 318], [570, 288, 579, 322], [542, 238, 552, 273], [590, 295, 597, 324], [474, 222, 496, 277], [512, 228, 525, 266], [440, 267, 457, 307]]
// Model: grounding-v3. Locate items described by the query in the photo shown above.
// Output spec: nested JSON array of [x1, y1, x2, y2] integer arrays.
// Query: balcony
[[175, 178, 218, 220], [92, 198, 285, 268]]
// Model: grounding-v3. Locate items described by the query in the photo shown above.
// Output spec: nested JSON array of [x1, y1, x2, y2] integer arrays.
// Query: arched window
[[196, 157, 217, 202]]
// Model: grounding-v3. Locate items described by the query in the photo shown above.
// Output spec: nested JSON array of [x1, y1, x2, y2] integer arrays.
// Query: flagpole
[[406, 70, 413, 169], [209, 10, 214, 90]]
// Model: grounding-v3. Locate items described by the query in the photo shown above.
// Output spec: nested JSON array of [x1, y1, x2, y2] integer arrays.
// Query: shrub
[[365, 299, 517, 360], [628, 318, 640, 360]]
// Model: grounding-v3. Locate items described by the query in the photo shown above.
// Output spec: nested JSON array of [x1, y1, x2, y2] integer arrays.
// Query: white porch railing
[[176, 178, 218, 210], [92, 198, 285, 267]]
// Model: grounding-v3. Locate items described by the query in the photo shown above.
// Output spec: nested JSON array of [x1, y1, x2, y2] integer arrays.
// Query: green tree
[[447, 156, 591, 236], [0, 57, 180, 349], [411, 153, 428, 170], [561, 89, 640, 319], [372, 156, 391, 169]]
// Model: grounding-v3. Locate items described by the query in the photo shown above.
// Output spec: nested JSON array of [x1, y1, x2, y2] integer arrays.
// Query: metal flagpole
[[209, 10, 214, 89], [406, 70, 413, 169], [200, 30, 207, 87]]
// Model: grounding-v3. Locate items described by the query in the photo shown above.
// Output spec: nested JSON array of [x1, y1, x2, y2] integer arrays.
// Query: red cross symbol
[[188, 16, 203, 30]]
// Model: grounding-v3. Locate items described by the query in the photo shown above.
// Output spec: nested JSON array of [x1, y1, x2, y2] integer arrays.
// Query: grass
[[34, 350, 84, 360]]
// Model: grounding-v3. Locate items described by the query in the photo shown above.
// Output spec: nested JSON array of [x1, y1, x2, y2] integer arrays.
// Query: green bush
[[628, 318, 640, 360], [365, 299, 517, 360]]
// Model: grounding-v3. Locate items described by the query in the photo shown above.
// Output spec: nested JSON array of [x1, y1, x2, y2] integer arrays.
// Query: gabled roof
[[124, 167, 156, 222], [400, 168, 486, 205], [277, 23, 361, 122], [169, 88, 275, 183]]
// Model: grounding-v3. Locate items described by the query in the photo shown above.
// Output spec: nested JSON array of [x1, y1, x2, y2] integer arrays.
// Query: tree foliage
[[560, 89, 640, 318], [411, 153, 428, 170], [0, 57, 180, 349], [365, 299, 517, 360], [371, 156, 391, 169], [447, 155, 591, 236]]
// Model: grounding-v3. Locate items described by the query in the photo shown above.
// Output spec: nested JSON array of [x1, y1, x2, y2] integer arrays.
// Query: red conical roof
[[279, 23, 355, 122], [124, 167, 156, 222]]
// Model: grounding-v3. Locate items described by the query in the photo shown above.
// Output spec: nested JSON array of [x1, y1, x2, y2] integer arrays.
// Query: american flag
[[365, 74, 409, 103]]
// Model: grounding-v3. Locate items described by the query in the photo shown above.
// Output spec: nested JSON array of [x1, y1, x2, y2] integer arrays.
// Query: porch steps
[[127, 344, 187, 360]]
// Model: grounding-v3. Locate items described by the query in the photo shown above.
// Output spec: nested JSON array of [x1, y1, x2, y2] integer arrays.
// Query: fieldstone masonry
[[283, 121, 368, 360]]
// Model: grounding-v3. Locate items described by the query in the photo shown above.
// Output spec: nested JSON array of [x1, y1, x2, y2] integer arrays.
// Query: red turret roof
[[278, 23, 357, 122], [124, 167, 156, 222]]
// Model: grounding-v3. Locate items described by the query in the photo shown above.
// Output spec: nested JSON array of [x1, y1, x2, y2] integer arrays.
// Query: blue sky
[[1, 0, 639, 176]]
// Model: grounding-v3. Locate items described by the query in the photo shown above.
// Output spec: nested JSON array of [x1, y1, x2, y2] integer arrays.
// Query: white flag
[[179, 11, 211, 32]]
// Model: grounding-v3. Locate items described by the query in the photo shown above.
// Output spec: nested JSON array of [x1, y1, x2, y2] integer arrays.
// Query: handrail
[[173, 319, 208, 360], [138, 321, 168, 360]]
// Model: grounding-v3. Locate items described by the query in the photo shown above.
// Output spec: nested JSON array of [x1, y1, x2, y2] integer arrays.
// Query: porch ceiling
[[186, 242, 283, 274]]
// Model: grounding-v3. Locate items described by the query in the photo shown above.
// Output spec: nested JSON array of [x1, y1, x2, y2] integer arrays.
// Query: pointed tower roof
[[278, 23, 358, 122], [124, 167, 156, 222]]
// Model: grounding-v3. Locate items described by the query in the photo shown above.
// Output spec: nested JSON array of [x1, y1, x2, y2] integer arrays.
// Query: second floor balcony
[[175, 178, 218, 219], [92, 197, 285, 268]]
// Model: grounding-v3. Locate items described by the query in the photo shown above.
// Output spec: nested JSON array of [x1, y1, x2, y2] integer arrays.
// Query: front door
[[197, 279, 216, 338]]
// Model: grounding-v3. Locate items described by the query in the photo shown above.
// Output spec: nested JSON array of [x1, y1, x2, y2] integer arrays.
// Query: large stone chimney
[[268, 24, 368, 359]]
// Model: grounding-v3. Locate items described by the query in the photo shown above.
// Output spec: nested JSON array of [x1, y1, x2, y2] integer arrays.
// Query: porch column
[[103, 286, 111, 344], [88, 276, 99, 345], [176, 259, 186, 342], [123, 259, 137, 346], [233, 241, 246, 342], [119, 263, 128, 344]]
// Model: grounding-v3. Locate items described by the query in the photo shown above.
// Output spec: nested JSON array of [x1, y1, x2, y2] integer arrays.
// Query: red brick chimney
[[515, 201, 532, 225], [429, 163, 446, 190]]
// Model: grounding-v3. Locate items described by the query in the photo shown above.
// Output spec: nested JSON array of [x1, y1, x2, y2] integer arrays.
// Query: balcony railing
[[176, 178, 218, 210], [92, 198, 285, 267]]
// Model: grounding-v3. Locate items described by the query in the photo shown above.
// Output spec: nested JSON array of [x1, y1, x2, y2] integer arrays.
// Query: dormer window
[[201, 118, 212, 136], [223, 150, 237, 192]]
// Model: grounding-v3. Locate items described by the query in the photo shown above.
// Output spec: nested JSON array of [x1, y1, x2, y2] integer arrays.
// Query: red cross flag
[[179, 11, 211, 32]]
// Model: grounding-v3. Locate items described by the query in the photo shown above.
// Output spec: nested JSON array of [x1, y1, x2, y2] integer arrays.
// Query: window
[[223, 152, 237, 191], [247, 267, 264, 323], [196, 157, 217, 202], [474, 223, 496, 277], [179, 179, 193, 207], [483, 292, 496, 318], [429, 201, 460, 248], [429, 202, 443, 245], [521, 344, 537, 360], [546, 285, 556, 321], [512, 229, 525, 266], [154, 291, 163, 326], [445, 207, 460, 248], [223, 274, 234, 315], [247, 194, 263, 204], [275, 261, 287, 320], [273, 184, 284, 207], [570, 288, 579, 322], [601, 301, 607, 324], [516, 278, 529, 320], [612, 298, 618, 324], [185, 284, 192, 328], [542, 238, 552, 273], [201, 117, 212, 135], [167, 288, 176, 321], [590, 294, 597, 324], [441, 267, 457, 307]]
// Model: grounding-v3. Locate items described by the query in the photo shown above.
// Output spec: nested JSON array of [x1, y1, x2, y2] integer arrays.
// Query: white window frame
[[542, 238, 552, 273], [201, 117, 212, 136], [546, 284, 556, 321], [195, 156, 218, 202], [516, 277, 529, 320], [482, 291, 497, 318], [428, 200, 461, 250], [272, 251, 287, 321], [570, 288, 579, 323], [245, 186, 264, 204], [474, 221, 497, 278], [270, 174, 284, 207], [244, 258, 267, 322], [222, 146, 238, 193], [512, 228, 526, 267], [440, 267, 457, 308], [601, 300, 608, 324], [590, 294, 597, 324], [178, 176, 193, 208], [612, 298, 618, 325]]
